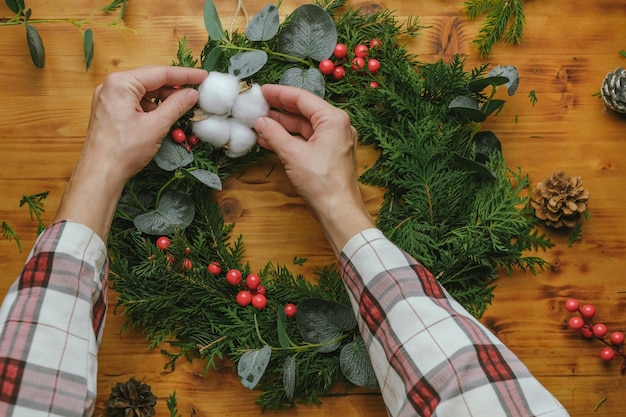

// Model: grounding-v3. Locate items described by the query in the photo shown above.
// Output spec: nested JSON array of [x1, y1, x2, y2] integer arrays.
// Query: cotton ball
[[231, 84, 269, 127], [225, 120, 258, 158], [192, 115, 231, 148], [197, 71, 240, 115]]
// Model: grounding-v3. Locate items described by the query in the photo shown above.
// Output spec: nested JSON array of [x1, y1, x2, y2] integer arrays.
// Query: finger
[[148, 88, 200, 130], [140, 97, 158, 112], [254, 116, 305, 155], [128, 65, 208, 96], [261, 84, 331, 121], [266, 109, 315, 139]]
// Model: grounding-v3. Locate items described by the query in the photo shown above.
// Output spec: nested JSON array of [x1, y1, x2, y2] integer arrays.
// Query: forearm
[[338, 229, 569, 417], [0, 221, 108, 417]]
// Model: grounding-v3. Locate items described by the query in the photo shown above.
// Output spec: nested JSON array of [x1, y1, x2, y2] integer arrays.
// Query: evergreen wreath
[[108, 0, 552, 409]]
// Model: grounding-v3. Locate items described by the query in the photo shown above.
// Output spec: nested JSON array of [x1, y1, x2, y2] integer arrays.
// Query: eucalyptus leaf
[[202, 47, 223, 71], [5, 0, 25, 14], [339, 337, 378, 388], [25, 24, 45, 69], [277, 308, 291, 349], [277, 4, 337, 62], [133, 191, 195, 235], [453, 152, 497, 180], [83, 28, 94, 72], [295, 298, 357, 353], [473, 131, 502, 163], [154, 139, 193, 171], [203, 0, 224, 41], [282, 356, 296, 402], [467, 76, 509, 93], [238, 345, 271, 389], [279, 67, 325, 98], [481, 99, 505, 118], [182, 169, 222, 190], [488, 65, 519, 96], [228, 50, 268, 79], [449, 95, 486, 122], [246, 4, 280, 41], [118, 190, 154, 219]]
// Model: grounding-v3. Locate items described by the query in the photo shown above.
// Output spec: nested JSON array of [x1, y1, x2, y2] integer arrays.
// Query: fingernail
[[254, 117, 266, 134]]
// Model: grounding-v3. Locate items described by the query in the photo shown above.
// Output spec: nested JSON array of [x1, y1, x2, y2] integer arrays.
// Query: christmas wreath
[[108, 0, 553, 409]]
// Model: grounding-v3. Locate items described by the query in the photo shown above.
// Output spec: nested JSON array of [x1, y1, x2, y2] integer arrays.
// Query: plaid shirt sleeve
[[339, 228, 569, 417], [0, 221, 108, 417]]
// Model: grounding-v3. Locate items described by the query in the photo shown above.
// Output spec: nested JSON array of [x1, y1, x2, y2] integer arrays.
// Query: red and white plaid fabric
[[0, 221, 107, 417], [339, 228, 569, 417]]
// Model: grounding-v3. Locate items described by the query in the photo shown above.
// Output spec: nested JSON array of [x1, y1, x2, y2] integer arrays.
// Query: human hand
[[253, 84, 374, 254], [56, 65, 207, 241]]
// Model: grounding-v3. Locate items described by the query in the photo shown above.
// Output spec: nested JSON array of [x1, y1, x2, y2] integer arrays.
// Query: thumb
[[254, 116, 299, 155], [153, 88, 199, 126]]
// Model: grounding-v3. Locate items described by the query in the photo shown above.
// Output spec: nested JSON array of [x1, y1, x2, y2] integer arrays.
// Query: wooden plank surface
[[2, 0, 626, 415]]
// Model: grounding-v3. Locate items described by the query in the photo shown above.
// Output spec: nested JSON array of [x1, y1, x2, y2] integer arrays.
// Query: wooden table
[[2, 0, 626, 415]]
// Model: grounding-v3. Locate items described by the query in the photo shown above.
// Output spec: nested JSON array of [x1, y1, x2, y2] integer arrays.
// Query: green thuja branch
[[463, 0, 525, 57], [20, 191, 49, 235], [1, 221, 21, 251]]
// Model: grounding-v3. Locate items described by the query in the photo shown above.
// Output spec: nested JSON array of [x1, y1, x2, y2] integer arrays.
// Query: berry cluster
[[169, 127, 200, 152], [318, 38, 382, 87], [156, 235, 192, 269], [565, 298, 626, 373]]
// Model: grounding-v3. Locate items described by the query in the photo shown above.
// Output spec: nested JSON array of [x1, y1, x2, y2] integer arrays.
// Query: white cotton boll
[[197, 71, 240, 115], [225, 120, 258, 158], [231, 84, 269, 127], [192, 115, 231, 148]]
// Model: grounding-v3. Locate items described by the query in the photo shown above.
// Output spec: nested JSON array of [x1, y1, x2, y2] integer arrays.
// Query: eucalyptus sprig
[[1, 0, 131, 70]]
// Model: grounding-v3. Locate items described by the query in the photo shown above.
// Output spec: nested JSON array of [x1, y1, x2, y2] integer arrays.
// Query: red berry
[[226, 269, 242, 285], [246, 273, 261, 289], [255, 284, 266, 296], [581, 304, 596, 319], [251, 294, 267, 310], [564, 298, 579, 313], [156, 236, 172, 251], [581, 327, 594, 339], [333, 43, 347, 59], [171, 128, 186, 143], [354, 44, 368, 58], [236, 290, 252, 307], [600, 347, 615, 361], [368, 81, 380, 89], [351, 57, 365, 71], [611, 331, 625, 345], [182, 258, 193, 271], [332, 65, 345, 80], [568, 316, 584, 330], [207, 261, 222, 275], [284, 303, 297, 317], [369, 38, 382, 49], [593, 323, 608, 338], [367, 58, 380, 74], [166, 254, 175, 264], [188, 134, 200, 147], [319, 59, 335, 75], [185, 247, 191, 255]]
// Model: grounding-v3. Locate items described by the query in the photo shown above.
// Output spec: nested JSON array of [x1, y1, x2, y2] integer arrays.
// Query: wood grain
[[2, 0, 626, 416]]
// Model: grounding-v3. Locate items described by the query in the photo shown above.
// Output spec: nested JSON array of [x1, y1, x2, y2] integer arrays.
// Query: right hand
[[253, 84, 374, 254]]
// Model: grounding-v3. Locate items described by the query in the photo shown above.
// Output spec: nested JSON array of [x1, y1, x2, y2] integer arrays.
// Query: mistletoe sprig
[[109, 0, 552, 409], [1, 0, 130, 70]]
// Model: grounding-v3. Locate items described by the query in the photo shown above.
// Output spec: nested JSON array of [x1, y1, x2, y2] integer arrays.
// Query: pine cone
[[530, 172, 589, 229], [600, 67, 626, 113], [105, 378, 157, 417]]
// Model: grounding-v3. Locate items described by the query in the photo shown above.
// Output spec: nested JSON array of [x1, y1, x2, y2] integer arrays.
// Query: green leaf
[[467, 76, 509, 93], [228, 50, 268, 79], [83, 29, 94, 72], [278, 4, 337, 61], [472, 131, 502, 163], [295, 298, 356, 353], [238, 345, 271, 389], [453, 152, 497, 180], [154, 139, 194, 171], [481, 99, 505, 117], [339, 337, 378, 388], [449, 95, 486, 122], [202, 47, 223, 71], [5, 0, 25, 14], [203, 0, 224, 41], [279, 67, 325, 97], [276, 308, 291, 349], [181, 169, 222, 190], [25, 23, 45, 69], [488, 65, 519, 96], [282, 356, 296, 402], [246, 4, 280, 41], [133, 191, 195, 235]]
